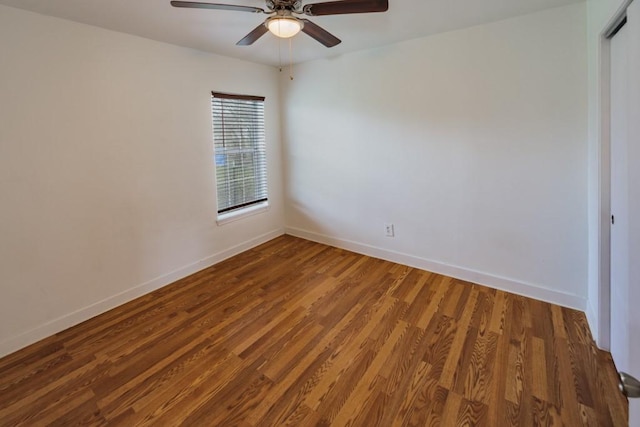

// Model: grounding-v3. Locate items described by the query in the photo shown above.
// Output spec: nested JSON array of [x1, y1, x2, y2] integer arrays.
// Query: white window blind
[[212, 92, 268, 215]]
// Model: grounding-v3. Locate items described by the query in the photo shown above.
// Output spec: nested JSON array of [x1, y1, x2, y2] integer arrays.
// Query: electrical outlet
[[385, 223, 395, 237]]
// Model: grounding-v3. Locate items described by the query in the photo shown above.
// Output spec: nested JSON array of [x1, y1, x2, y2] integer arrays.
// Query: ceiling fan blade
[[300, 19, 341, 47], [236, 22, 269, 46], [170, 1, 265, 14], [303, 0, 388, 16]]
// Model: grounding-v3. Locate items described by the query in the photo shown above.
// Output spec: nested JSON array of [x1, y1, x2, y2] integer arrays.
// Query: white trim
[[286, 227, 587, 311], [0, 228, 284, 358], [216, 201, 270, 225], [587, 300, 600, 344], [598, 31, 613, 350]]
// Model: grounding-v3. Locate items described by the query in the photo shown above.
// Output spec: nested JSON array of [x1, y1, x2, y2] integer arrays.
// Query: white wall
[[282, 4, 588, 309], [0, 5, 284, 357]]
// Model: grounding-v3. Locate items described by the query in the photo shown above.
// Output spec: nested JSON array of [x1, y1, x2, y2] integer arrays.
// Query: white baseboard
[[0, 228, 284, 358], [586, 301, 605, 350], [286, 227, 587, 311]]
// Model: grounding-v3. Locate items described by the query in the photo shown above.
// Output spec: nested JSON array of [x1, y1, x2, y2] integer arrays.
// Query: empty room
[[0, 0, 638, 425]]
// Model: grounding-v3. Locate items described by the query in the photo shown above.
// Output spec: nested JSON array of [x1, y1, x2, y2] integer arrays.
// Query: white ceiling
[[0, 0, 583, 66]]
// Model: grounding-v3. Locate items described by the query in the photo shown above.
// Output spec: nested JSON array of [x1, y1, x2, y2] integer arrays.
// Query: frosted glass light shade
[[267, 17, 302, 38]]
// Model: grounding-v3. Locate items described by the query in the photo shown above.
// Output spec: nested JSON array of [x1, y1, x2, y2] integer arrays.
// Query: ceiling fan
[[170, 0, 389, 48]]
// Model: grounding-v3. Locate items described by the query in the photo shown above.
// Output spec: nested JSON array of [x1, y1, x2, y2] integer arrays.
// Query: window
[[211, 92, 268, 221]]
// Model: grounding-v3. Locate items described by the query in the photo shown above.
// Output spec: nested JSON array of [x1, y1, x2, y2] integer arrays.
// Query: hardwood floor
[[0, 235, 628, 426]]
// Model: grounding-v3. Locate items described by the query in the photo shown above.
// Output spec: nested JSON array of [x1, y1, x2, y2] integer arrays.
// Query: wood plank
[[330, 320, 409, 425]]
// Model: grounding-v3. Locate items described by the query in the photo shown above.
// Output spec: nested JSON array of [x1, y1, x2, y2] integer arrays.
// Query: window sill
[[216, 202, 269, 226]]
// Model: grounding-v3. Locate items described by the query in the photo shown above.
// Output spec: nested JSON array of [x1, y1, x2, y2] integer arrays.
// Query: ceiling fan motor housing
[[268, 1, 303, 12]]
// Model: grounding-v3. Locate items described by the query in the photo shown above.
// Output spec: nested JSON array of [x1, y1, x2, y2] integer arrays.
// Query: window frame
[[211, 91, 269, 224]]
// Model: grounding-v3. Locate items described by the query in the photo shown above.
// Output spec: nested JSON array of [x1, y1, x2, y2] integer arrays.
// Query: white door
[[610, 4, 629, 376], [610, 0, 640, 423]]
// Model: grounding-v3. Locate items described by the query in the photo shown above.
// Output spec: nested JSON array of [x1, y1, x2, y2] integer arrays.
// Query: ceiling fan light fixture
[[266, 16, 303, 38]]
